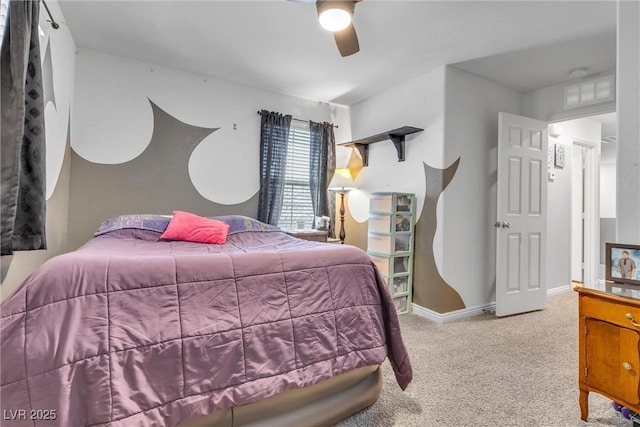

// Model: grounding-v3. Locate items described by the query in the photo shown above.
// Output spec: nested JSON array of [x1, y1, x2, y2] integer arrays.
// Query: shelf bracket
[[353, 144, 369, 167], [390, 134, 406, 162], [337, 126, 423, 166]]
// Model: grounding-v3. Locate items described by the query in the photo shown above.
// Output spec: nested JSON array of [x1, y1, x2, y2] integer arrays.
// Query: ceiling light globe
[[568, 67, 590, 79], [319, 8, 352, 32]]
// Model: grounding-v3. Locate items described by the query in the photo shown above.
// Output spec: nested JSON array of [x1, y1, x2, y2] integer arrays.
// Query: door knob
[[502, 222, 511, 229]]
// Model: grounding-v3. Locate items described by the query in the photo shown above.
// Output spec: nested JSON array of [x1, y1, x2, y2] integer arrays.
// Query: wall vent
[[563, 73, 615, 110]]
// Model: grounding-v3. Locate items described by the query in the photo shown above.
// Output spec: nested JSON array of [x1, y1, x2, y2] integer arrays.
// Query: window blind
[[278, 123, 315, 229]]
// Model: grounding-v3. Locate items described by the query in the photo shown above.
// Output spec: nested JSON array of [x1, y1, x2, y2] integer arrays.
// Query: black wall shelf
[[337, 126, 423, 166]]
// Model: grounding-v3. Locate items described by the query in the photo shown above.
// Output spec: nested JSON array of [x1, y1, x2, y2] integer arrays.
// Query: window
[[0, 2, 46, 49], [278, 122, 315, 229], [0, 0, 8, 47]]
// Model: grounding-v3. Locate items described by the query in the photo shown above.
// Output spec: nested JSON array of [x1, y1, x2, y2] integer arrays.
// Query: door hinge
[[584, 325, 588, 335], [585, 367, 588, 377]]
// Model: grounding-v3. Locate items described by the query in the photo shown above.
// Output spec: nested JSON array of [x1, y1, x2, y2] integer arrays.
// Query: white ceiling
[[58, 0, 617, 106], [453, 32, 616, 93]]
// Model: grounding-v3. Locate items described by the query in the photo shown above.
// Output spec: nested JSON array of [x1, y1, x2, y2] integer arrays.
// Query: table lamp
[[328, 168, 357, 244]]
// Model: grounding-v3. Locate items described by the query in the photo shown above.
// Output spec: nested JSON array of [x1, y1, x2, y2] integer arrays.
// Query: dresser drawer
[[367, 233, 411, 254], [581, 294, 640, 330], [369, 254, 390, 276], [370, 195, 393, 213], [369, 214, 393, 233], [369, 254, 411, 277], [369, 213, 412, 233], [392, 276, 409, 295], [393, 295, 409, 313]]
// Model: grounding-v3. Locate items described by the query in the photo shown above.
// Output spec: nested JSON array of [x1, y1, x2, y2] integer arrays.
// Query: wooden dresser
[[575, 285, 640, 421]]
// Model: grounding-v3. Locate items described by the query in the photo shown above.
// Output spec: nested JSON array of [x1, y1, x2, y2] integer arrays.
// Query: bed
[[0, 214, 412, 426]]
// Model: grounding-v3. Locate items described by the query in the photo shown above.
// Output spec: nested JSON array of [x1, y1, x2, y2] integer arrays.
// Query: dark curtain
[[309, 121, 336, 237], [257, 110, 292, 225], [1, 0, 47, 256]]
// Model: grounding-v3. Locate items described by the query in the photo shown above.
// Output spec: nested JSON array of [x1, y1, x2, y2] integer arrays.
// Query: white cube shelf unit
[[367, 192, 415, 314]]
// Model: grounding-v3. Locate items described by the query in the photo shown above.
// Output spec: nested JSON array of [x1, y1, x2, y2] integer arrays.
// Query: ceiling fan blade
[[333, 23, 359, 57]]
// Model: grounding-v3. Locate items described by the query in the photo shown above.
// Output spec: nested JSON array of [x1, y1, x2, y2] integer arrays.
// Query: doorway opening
[[556, 112, 616, 288]]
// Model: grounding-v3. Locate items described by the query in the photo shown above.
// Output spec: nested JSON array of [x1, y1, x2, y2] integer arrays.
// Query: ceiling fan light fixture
[[317, 1, 353, 32], [568, 67, 590, 79]]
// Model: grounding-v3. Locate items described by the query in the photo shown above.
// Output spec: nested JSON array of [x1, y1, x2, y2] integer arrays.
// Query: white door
[[496, 113, 548, 317]]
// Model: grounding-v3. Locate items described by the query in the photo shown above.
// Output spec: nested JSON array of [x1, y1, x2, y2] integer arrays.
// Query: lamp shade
[[329, 168, 356, 192]]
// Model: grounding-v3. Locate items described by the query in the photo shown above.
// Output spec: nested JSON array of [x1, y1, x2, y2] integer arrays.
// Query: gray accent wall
[[413, 159, 464, 312], [67, 101, 258, 250]]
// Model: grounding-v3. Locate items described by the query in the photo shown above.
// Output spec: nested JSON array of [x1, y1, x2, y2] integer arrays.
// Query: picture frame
[[605, 243, 640, 286], [315, 215, 330, 231]]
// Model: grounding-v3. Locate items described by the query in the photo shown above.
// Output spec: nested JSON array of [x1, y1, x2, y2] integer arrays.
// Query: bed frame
[[178, 365, 382, 427]]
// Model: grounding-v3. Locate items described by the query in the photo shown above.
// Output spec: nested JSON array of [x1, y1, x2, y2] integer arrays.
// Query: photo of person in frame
[[617, 250, 637, 279], [606, 243, 640, 286]]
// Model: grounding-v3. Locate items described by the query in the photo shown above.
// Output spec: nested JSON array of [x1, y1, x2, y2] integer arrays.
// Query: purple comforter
[[0, 229, 412, 426]]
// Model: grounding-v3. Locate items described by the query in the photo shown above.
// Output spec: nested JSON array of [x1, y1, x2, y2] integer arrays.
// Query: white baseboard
[[411, 285, 572, 324], [411, 302, 495, 324], [547, 284, 572, 296]]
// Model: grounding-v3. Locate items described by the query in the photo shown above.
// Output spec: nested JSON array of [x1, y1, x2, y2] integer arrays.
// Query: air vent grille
[[564, 73, 615, 110]]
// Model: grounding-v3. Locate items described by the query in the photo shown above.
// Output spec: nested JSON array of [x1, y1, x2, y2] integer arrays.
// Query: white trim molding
[[547, 284, 572, 296], [411, 285, 572, 323], [411, 302, 496, 324]]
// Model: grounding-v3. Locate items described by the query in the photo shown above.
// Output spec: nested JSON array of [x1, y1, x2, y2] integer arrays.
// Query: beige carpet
[[338, 291, 632, 427]]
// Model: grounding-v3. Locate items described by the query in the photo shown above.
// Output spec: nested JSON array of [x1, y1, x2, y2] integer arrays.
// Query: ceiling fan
[[290, 0, 364, 57]]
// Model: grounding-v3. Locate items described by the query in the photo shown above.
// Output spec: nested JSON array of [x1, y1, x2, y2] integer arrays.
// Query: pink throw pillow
[[161, 211, 230, 244]]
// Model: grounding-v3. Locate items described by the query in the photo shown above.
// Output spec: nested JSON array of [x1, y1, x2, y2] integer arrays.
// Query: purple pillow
[[94, 214, 172, 236], [95, 214, 280, 237]]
